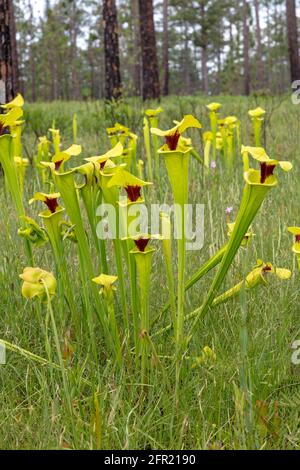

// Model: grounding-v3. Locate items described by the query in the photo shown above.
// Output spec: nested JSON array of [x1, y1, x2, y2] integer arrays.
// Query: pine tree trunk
[[130, 0, 141, 96], [254, 0, 264, 88], [183, 22, 191, 94], [162, 0, 169, 96], [201, 46, 209, 94], [28, 1, 36, 101], [0, 0, 19, 103], [286, 0, 300, 83], [242, 0, 250, 95], [138, 0, 160, 100], [103, 0, 122, 100], [70, 0, 80, 100], [200, 1, 208, 94]]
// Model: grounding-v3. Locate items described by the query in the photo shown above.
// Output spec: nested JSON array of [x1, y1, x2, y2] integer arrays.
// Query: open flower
[[1, 93, 24, 110], [151, 115, 202, 151], [85, 142, 123, 170], [92, 274, 118, 301], [107, 166, 152, 203], [20, 267, 57, 301], [29, 192, 61, 214], [243, 146, 292, 184], [0, 107, 23, 135]]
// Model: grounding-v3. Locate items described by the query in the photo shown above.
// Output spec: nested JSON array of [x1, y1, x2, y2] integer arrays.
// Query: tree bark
[[28, 1, 36, 101], [286, 0, 300, 83], [201, 46, 209, 94], [138, 0, 160, 100], [103, 0, 122, 100], [69, 0, 80, 100], [130, 0, 141, 96], [200, 1, 208, 94], [254, 0, 264, 88], [0, 0, 19, 103], [242, 0, 250, 95], [162, 0, 169, 96]]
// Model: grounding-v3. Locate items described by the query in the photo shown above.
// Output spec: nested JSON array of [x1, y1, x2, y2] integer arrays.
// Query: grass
[[0, 94, 300, 449]]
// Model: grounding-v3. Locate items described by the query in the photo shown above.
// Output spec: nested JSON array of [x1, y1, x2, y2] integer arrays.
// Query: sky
[[31, 0, 45, 17]]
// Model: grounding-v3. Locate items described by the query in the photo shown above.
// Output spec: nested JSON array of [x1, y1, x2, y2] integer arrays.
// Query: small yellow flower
[[206, 102, 222, 112], [145, 107, 163, 118], [224, 116, 238, 128], [14, 156, 29, 168], [20, 267, 57, 301], [248, 107, 266, 119], [92, 274, 118, 300], [106, 123, 130, 138], [195, 346, 216, 366]]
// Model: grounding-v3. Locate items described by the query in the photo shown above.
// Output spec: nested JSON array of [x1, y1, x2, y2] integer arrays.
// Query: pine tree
[[286, 0, 300, 83], [103, 0, 122, 100], [138, 0, 160, 100], [0, 0, 19, 103]]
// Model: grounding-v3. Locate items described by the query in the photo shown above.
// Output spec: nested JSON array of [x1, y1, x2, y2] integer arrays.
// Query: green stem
[[152, 244, 227, 328], [188, 176, 274, 336]]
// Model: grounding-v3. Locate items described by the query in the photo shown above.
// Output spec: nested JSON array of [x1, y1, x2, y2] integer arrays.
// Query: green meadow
[[1, 95, 300, 450]]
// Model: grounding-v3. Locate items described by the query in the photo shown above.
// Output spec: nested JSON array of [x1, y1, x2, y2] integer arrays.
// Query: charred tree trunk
[[138, 0, 160, 100], [103, 0, 122, 100], [0, 0, 19, 103], [286, 0, 300, 83], [242, 0, 250, 95], [162, 0, 169, 96]]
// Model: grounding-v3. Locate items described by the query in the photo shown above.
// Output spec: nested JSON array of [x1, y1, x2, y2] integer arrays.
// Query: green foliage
[[0, 95, 299, 449]]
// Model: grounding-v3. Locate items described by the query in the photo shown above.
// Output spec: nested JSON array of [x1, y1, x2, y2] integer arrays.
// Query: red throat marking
[[134, 238, 150, 252]]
